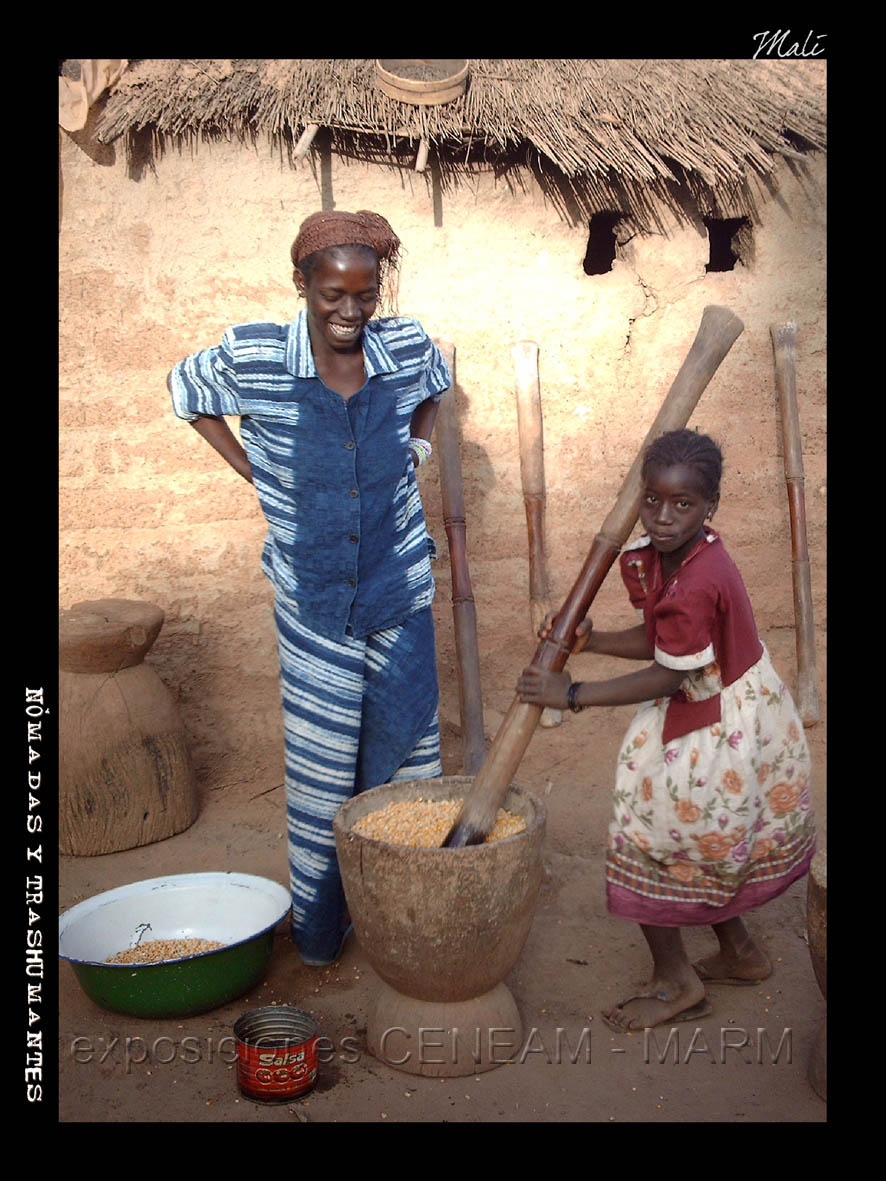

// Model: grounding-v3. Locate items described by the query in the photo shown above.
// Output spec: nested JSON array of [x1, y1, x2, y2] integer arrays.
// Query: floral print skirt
[[605, 647, 816, 926]]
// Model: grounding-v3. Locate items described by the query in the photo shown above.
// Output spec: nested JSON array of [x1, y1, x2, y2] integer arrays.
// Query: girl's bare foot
[[692, 944, 771, 984], [694, 917, 772, 983], [602, 973, 709, 1032]]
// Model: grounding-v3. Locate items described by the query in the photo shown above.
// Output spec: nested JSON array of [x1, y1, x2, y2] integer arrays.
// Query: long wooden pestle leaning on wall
[[513, 339, 563, 729], [769, 322, 821, 727], [434, 339, 487, 777]]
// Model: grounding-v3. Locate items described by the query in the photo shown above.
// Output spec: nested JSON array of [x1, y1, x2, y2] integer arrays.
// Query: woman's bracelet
[[409, 437, 433, 467], [567, 681, 586, 713]]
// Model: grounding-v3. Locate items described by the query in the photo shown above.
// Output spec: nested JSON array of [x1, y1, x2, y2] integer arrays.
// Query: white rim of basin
[[58, 872, 291, 966]]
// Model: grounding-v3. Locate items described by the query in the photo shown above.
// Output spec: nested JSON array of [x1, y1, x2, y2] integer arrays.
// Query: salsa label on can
[[234, 1008, 319, 1103]]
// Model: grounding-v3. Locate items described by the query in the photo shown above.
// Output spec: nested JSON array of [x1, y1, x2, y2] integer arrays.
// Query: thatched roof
[[95, 58, 826, 228]]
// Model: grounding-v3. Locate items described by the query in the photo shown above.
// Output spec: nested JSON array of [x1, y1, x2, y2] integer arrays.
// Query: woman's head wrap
[[291, 210, 400, 264], [291, 210, 401, 314]]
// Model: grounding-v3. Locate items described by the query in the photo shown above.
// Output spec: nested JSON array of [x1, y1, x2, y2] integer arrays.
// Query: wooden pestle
[[443, 305, 745, 847], [769, 322, 820, 726], [434, 339, 487, 775]]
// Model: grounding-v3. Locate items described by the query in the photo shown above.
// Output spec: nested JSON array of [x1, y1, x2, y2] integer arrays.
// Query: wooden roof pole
[[294, 123, 320, 161]]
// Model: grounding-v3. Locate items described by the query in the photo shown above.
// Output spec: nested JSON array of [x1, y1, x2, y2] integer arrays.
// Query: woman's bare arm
[[188, 414, 254, 484], [409, 396, 441, 464]]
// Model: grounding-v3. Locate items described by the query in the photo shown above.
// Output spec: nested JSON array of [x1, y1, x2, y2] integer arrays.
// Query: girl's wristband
[[567, 681, 586, 713]]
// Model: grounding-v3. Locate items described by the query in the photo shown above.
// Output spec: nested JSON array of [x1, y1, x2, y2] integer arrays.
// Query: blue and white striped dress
[[170, 311, 451, 962]]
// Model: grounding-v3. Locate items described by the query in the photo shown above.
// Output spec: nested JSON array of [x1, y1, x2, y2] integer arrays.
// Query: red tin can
[[234, 1006, 319, 1103]]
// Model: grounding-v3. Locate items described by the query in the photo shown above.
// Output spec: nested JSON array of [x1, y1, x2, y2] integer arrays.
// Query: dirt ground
[[57, 626, 826, 1125]]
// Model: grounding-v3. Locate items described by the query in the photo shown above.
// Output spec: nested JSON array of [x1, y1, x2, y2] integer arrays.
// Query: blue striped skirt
[[273, 591, 442, 963]]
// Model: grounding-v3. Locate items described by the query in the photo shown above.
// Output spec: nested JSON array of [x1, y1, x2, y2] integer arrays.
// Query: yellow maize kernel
[[351, 797, 526, 847], [106, 937, 225, 964]]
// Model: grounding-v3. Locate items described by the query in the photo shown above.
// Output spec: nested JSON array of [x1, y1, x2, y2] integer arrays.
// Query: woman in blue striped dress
[[169, 210, 451, 965]]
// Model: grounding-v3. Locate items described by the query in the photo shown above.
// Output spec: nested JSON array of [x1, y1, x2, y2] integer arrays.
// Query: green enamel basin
[[59, 872, 291, 1019]]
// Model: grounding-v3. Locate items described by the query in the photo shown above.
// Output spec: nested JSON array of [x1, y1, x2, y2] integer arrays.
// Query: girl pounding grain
[[517, 429, 816, 1031], [169, 211, 450, 967]]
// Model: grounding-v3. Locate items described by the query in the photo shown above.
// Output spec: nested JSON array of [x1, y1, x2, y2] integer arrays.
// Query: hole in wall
[[582, 211, 624, 275], [704, 216, 750, 272]]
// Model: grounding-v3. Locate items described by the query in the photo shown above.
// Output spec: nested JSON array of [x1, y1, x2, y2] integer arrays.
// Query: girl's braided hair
[[642, 428, 723, 499]]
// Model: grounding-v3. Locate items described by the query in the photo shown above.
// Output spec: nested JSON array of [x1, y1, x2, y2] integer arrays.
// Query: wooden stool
[[59, 598, 199, 856]]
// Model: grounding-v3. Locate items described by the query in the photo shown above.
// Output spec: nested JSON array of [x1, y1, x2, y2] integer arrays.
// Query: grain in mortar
[[106, 937, 225, 964], [351, 796, 526, 847]]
